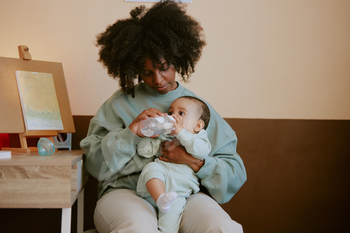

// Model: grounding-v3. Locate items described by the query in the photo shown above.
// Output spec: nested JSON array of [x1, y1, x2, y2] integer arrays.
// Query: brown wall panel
[[1, 117, 349, 233], [222, 119, 350, 233]]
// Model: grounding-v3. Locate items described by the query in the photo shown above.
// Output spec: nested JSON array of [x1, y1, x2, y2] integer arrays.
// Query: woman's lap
[[180, 192, 243, 233], [94, 189, 243, 233], [94, 189, 160, 233]]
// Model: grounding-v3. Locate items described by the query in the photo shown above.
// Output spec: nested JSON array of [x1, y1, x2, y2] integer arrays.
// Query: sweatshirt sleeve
[[195, 113, 247, 204], [176, 129, 211, 160], [80, 117, 142, 182]]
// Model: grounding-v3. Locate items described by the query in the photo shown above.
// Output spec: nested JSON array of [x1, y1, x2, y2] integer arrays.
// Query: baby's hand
[[170, 114, 184, 135]]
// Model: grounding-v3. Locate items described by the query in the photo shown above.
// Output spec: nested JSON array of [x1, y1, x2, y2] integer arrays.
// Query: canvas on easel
[[0, 46, 75, 153], [15, 71, 64, 131]]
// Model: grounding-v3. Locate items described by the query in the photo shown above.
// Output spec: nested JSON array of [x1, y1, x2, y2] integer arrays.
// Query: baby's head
[[168, 96, 210, 134]]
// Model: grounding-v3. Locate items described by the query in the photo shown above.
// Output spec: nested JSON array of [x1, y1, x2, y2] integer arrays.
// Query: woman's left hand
[[159, 139, 205, 172]]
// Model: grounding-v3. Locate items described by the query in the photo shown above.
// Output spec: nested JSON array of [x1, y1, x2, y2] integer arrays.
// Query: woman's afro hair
[[96, 0, 206, 96]]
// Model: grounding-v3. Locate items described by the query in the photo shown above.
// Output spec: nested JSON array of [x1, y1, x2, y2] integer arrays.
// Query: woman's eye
[[160, 66, 169, 72], [158, 63, 169, 71]]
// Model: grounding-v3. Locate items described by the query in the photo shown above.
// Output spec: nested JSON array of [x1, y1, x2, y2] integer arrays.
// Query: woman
[[80, 1, 246, 232]]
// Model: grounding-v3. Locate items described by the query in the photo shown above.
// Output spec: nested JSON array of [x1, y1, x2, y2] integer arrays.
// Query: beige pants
[[94, 189, 243, 233]]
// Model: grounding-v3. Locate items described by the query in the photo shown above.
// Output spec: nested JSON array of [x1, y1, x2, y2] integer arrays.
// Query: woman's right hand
[[129, 108, 166, 137]]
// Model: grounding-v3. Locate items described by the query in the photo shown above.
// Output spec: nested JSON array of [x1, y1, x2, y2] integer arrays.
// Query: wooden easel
[[13, 131, 57, 153], [0, 46, 75, 153]]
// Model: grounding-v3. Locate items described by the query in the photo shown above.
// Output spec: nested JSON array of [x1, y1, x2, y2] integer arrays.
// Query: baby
[[136, 96, 211, 233]]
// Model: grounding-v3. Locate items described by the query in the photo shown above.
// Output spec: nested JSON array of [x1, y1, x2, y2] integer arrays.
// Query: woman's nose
[[153, 70, 163, 84]]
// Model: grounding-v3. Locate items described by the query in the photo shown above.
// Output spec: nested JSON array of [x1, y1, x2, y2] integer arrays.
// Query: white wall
[[1, 0, 349, 119]]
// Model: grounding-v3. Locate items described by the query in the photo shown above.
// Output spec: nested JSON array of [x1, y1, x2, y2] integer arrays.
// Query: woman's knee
[[193, 217, 243, 233], [180, 192, 243, 233], [94, 189, 160, 233]]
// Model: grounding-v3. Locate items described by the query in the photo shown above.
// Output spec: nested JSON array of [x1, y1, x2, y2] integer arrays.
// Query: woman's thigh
[[94, 189, 160, 233], [179, 192, 243, 233]]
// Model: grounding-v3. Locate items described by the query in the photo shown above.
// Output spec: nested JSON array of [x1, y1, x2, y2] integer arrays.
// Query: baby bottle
[[140, 115, 175, 137]]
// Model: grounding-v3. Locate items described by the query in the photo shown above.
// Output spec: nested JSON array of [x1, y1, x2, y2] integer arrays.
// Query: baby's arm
[[170, 114, 211, 159], [176, 129, 211, 160]]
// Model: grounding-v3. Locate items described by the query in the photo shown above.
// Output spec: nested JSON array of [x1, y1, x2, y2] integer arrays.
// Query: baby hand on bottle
[[170, 114, 184, 135]]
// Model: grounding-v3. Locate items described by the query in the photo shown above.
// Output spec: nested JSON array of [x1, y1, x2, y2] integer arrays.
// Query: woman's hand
[[129, 108, 166, 137], [159, 139, 205, 172]]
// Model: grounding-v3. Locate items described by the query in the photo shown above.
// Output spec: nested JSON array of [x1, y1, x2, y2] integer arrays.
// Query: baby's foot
[[156, 191, 178, 213]]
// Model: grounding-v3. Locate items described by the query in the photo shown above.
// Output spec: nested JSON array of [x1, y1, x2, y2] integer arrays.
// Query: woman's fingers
[[129, 108, 166, 136]]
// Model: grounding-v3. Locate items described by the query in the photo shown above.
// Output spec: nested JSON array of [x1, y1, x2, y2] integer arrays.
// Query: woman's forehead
[[144, 57, 167, 66]]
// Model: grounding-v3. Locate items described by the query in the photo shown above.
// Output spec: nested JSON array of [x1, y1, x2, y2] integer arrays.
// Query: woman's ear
[[195, 119, 205, 133]]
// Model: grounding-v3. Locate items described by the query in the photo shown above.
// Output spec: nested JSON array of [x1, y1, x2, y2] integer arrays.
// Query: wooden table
[[0, 150, 88, 233]]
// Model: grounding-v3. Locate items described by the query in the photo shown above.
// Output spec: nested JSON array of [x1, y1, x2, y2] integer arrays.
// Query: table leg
[[77, 189, 84, 233], [61, 207, 72, 233]]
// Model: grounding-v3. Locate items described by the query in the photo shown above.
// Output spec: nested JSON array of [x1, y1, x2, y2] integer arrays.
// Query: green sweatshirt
[[80, 82, 246, 204]]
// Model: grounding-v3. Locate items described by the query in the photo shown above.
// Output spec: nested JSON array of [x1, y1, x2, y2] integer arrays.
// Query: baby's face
[[168, 98, 202, 134]]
